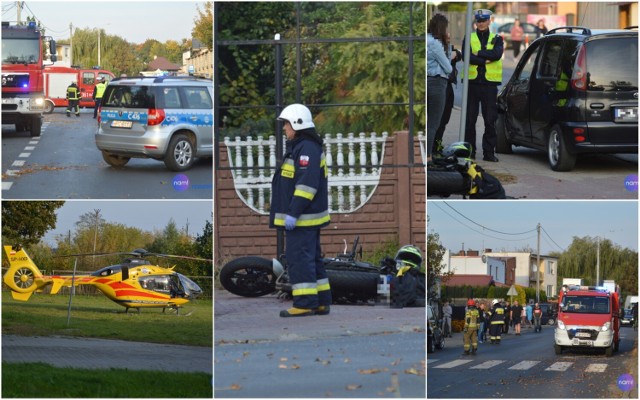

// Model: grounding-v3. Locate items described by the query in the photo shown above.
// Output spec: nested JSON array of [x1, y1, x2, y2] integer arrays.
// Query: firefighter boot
[[280, 307, 315, 318], [471, 348, 477, 355], [314, 305, 330, 315]]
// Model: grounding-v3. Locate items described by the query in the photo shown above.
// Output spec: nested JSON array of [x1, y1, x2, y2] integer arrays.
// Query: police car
[[95, 76, 213, 171]]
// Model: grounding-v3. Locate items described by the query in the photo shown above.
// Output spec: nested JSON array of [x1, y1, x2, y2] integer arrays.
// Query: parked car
[[496, 26, 638, 171], [539, 302, 558, 325], [621, 308, 635, 327], [497, 21, 539, 49], [427, 305, 445, 353], [95, 76, 213, 171]]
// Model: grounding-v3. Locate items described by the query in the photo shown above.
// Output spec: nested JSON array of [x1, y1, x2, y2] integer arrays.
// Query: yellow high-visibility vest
[[469, 32, 503, 83]]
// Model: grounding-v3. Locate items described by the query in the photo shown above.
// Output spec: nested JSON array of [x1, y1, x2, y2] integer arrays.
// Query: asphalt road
[[427, 324, 638, 398], [214, 289, 426, 398], [2, 334, 213, 374], [1, 108, 213, 199]]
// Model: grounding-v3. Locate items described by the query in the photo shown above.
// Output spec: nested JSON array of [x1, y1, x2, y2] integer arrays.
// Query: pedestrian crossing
[[428, 358, 610, 373]]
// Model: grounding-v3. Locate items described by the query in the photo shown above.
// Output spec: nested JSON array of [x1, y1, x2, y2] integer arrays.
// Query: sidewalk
[[434, 106, 638, 199]]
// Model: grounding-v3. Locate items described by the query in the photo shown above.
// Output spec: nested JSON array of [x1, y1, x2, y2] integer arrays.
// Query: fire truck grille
[[2, 74, 29, 88], [567, 329, 599, 340]]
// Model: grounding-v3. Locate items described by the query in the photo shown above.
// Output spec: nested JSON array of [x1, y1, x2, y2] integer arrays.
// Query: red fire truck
[[555, 285, 621, 357], [43, 66, 115, 113], [1, 21, 56, 136]]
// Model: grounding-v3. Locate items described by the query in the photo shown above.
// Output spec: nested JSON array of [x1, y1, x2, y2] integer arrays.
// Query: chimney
[[485, 248, 492, 253], [467, 250, 479, 256]]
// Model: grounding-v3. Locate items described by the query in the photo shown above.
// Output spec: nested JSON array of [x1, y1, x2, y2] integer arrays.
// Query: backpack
[[467, 163, 506, 199], [390, 265, 425, 308]]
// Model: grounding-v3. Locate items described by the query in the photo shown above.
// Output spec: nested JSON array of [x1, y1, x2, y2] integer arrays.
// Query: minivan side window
[[515, 44, 540, 81], [586, 37, 638, 91], [536, 40, 562, 79], [184, 86, 213, 109]]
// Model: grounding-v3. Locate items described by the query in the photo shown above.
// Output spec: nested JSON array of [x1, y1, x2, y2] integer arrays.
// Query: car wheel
[[547, 125, 576, 171], [496, 113, 513, 154], [554, 344, 562, 355], [605, 343, 613, 357], [101, 151, 130, 168], [428, 337, 435, 353], [547, 318, 555, 326], [436, 335, 445, 350], [164, 133, 195, 171], [44, 100, 55, 114]]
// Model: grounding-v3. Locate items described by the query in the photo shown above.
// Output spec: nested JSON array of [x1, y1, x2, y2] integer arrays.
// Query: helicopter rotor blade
[[150, 253, 213, 262]]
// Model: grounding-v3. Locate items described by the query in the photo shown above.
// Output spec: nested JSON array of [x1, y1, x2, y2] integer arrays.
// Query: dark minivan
[[497, 26, 638, 171]]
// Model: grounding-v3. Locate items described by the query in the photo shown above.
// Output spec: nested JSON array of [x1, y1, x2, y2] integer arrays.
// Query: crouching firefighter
[[269, 103, 332, 318], [488, 299, 505, 343], [463, 299, 479, 355]]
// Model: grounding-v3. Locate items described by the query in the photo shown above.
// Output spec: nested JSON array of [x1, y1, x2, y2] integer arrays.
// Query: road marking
[[470, 360, 506, 369], [433, 359, 474, 369], [426, 359, 439, 365], [545, 362, 573, 372], [585, 363, 608, 373], [509, 360, 540, 370], [3, 123, 46, 190], [24, 146, 35, 151], [2, 182, 13, 190], [11, 160, 25, 167], [5, 170, 19, 176]]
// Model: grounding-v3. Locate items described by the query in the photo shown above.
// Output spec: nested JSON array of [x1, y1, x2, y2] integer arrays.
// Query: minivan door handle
[[590, 103, 605, 110]]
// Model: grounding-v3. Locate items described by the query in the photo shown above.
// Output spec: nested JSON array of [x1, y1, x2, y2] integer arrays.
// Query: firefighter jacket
[[489, 303, 505, 325], [463, 30, 503, 85], [93, 82, 107, 99], [66, 84, 80, 101], [269, 129, 330, 230], [464, 307, 480, 330]]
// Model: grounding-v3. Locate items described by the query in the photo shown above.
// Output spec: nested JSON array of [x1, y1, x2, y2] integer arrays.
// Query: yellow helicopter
[[2, 245, 210, 313]]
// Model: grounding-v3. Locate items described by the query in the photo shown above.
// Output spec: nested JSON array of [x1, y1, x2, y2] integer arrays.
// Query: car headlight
[[601, 321, 611, 332], [34, 97, 44, 106], [557, 320, 566, 330]]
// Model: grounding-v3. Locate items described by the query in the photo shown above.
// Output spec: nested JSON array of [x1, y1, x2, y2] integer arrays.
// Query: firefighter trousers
[[463, 328, 478, 353], [490, 322, 503, 342], [285, 228, 332, 309]]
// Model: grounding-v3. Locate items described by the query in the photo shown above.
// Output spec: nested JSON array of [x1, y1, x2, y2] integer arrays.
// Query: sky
[[42, 200, 212, 246], [428, 200, 638, 254], [4, 1, 207, 44]]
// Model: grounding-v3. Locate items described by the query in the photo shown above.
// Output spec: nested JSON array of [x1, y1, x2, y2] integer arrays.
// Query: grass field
[[2, 291, 212, 346], [2, 362, 213, 398], [2, 291, 213, 397]]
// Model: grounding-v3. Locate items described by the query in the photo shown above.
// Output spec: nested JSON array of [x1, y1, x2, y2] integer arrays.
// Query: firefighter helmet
[[491, 299, 499, 306], [442, 141, 473, 159], [394, 245, 423, 269], [467, 299, 476, 307], [277, 104, 315, 131]]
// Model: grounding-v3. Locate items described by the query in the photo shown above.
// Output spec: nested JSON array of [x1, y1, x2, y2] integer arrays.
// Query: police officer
[[462, 9, 504, 162], [488, 298, 505, 343], [93, 77, 107, 119], [463, 299, 479, 355], [269, 104, 331, 318], [66, 81, 80, 117]]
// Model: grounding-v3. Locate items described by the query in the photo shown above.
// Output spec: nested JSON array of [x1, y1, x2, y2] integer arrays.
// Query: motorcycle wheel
[[427, 169, 468, 197], [326, 268, 380, 303], [219, 257, 277, 297]]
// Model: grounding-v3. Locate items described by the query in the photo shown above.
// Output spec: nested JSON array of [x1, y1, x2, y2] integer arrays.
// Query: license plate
[[614, 107, 637, 122], [573, 338, 593, 346], [576, 332, 591, 338], [111, 120, 133, 129]]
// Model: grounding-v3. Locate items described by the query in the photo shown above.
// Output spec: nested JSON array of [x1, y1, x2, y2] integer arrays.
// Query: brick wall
[[214, 131, 425, 265]]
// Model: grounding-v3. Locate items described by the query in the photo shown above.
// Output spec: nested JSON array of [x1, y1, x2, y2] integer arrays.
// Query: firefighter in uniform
[[93, 77, 107, 119], [463, 299, 479, 355], [488, 298, 505, 343], [269, 104, 331, 318], [66, 81, 80, 117], [462, 9, 503, 162]]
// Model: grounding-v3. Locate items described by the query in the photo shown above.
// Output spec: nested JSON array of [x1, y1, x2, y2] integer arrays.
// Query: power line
[[442, 201, 538, 236], [541, 226, 565, 252]]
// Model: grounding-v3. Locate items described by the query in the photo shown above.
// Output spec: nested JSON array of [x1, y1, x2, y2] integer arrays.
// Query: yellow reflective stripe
[[317, 278, 331, 292], [274, 212, 330, 227], [281, 159, 295, 178], [294, 184, 317, 200], [293, 287, 318, 296], [296, 214, 330, 227]]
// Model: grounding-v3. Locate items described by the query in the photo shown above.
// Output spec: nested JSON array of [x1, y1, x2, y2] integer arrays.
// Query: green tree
[[195, 220, 213, 262], [192, 2, 213, 49], [2, 201, 65, 247], [427, 217, 450, 302]]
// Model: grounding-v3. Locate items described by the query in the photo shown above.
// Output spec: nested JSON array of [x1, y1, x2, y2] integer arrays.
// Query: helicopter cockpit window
[[139, 275, 172, 295], [90, 265, 122, 277]]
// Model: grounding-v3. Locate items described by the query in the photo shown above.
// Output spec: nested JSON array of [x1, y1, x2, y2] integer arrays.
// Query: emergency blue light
[[27, 21, 36, 29], [22, 83, 28, 88]]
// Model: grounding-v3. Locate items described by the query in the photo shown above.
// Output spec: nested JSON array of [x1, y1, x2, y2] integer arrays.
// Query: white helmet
[[491, 299, 499, 306], [277, 103, 315, 131]]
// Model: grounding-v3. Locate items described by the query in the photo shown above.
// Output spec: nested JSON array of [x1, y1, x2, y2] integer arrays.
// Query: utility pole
[[92, 209, 101, 268], [536, 223, 541, 303], [16, 1, 22, 23], [596, 237, 600, 286], [69, 23, 73, 66], [98, 29, 101, 67]]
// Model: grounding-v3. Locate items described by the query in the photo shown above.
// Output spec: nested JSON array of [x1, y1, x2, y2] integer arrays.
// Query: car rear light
[[571, 45, 587, 90], [573, 128, 585, 142], [97, 105, 102, 123], [147, 108, 165, 126]]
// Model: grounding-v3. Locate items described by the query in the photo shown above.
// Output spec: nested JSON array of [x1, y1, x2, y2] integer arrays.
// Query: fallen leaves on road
[[230, 384, 241, 390], [346, 384, 362, 391], [358, 368, 388, 375]]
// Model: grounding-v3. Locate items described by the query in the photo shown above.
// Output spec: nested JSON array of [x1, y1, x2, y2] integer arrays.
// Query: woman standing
[[427, 14, 453, 162], [510, 18, 524, 59]]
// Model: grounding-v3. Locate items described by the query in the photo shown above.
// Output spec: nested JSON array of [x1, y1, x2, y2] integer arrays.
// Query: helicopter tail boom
[[3, 246, 46, 301]]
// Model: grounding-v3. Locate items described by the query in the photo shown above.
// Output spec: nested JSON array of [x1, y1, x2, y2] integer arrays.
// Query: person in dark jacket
[[66, 81, 80, 117], [488, 298, 505, 343], [462, 9, 504, 162], [269, 104, 331, 318]]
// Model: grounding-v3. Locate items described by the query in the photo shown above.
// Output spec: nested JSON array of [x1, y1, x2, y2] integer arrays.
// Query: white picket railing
[[224, 132, 425, 214]]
